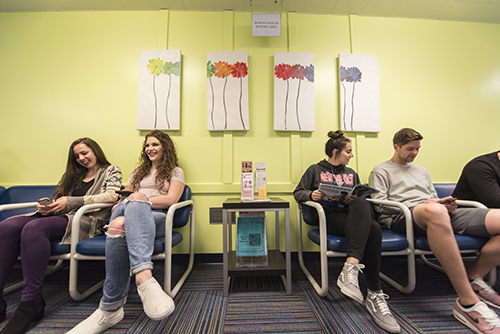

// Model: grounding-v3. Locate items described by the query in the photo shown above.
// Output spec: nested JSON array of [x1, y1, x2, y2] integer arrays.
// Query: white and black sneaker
[[365, 289, 400, 333]]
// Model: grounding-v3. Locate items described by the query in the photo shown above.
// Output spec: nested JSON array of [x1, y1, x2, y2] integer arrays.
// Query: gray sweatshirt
[[369, 160, 438, 228]]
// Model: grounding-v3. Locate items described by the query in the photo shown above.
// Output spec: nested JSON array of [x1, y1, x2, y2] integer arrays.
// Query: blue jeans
[[99, 199, 167, 311]]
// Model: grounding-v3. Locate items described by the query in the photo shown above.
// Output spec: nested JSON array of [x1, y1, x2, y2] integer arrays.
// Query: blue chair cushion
[[308, 229, 408, 252], [76, 236, 107, 255], [76, 233, 184, 256], [50, 240, 70, 255], [416, 234, 489, 251]]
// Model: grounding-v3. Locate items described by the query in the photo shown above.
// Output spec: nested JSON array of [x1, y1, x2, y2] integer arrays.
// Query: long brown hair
[[129, 130, 179, 193], [53, 138, 111, 199]]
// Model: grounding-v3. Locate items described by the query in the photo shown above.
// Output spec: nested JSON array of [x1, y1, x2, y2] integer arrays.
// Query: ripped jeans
[[99, 199, 167, 311]]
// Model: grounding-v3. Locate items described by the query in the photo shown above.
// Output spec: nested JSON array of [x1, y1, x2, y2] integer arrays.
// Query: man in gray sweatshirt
[[369, 128, 500, 334]]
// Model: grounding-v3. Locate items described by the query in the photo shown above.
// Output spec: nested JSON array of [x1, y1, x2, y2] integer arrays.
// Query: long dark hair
[[53, 138, 111, 199], [325, 130, 351, 158], [129, 130, 179, 193]]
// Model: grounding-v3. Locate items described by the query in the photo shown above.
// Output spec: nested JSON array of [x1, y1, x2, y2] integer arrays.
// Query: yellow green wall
[[1, 11, 500, 254]]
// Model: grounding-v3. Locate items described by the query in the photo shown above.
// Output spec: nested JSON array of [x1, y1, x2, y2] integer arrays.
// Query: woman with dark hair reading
[[294, 130, 400, 333], [0, 138, 122, 334], [69, 130, 185, 334]]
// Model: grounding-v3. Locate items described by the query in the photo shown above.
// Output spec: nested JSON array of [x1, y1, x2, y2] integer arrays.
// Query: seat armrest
[[70, 203, 114, 255], [302, 201, 324, 215], [302, 200, 328, 238], [165, 199, 194, 228], [455, 200, 487, 209], [0, 202, 38, 212], [366, 198, 414, 250]]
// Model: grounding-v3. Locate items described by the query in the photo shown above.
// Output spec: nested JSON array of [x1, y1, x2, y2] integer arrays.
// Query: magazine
[[319, 183, 378, 200]]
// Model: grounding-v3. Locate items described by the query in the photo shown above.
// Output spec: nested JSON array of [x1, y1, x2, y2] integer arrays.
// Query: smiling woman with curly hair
[[129, 130, 179, 193]]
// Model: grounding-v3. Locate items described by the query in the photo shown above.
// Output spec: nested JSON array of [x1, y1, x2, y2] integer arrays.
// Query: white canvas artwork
[[137, 50, 181, 130], [207, 51, 249, 131], [274, 52, 314, 132], [339, 53, 381, 132]]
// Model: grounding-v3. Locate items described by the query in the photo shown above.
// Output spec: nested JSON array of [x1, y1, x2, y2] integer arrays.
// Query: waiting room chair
[[414, 183, 496, 285], [68, 184, 195, 300], [297, 198, 415, 297], [0, 185, 66, 296]]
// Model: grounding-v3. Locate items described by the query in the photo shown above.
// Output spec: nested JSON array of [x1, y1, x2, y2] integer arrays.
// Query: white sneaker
[[66, 307, 124, 334], [365, 289, 400, 333], [337, 262, 364, 303], [137, 277, 175, 321]]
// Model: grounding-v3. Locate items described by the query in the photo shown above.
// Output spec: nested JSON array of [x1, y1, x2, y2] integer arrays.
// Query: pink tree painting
[[207, 51, 249, 131], [274, 52, 314, 132]]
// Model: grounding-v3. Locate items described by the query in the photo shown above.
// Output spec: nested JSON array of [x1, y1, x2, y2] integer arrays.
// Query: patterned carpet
[[1, 257, 497, 333]]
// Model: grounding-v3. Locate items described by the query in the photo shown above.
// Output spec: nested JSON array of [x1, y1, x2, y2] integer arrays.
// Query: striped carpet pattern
[[1, 258, 499, 333], [224, 291, 323, 333]]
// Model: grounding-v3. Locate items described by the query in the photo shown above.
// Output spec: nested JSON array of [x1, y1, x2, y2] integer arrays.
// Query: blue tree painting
[[338, 54, 380, 133]]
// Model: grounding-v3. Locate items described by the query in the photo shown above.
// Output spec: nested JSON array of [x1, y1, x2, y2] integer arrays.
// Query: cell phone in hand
[[37, 197, 53, 206], [115, 190, 133, 197], [444, 198, 457, 204]]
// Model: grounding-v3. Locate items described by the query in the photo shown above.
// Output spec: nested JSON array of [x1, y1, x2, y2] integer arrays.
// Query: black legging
[[326, 197, 382, 291]]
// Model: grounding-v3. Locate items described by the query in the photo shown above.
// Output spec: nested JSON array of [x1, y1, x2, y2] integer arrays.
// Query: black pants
[[325, 197, 382, 291]]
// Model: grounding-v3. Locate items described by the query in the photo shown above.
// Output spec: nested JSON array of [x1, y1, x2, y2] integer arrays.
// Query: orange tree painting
[[213, 61, 232, 129], [230, 61, 248, 130], [207, 60, 216, 129], [207, 53, 249, 131]]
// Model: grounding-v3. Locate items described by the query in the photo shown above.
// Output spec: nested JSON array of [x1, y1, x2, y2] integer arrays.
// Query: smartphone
[[37, 197, 53, 206], [115, 190, 133, 197], [444, 198, 457, 204]]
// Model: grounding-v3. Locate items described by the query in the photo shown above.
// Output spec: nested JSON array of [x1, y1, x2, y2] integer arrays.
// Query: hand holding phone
[[37, 197, 53, 206], [443, 197, 457, 204]]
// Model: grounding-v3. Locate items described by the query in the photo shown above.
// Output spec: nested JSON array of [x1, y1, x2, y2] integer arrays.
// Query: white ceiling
[[1, 0, 500, 25]]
